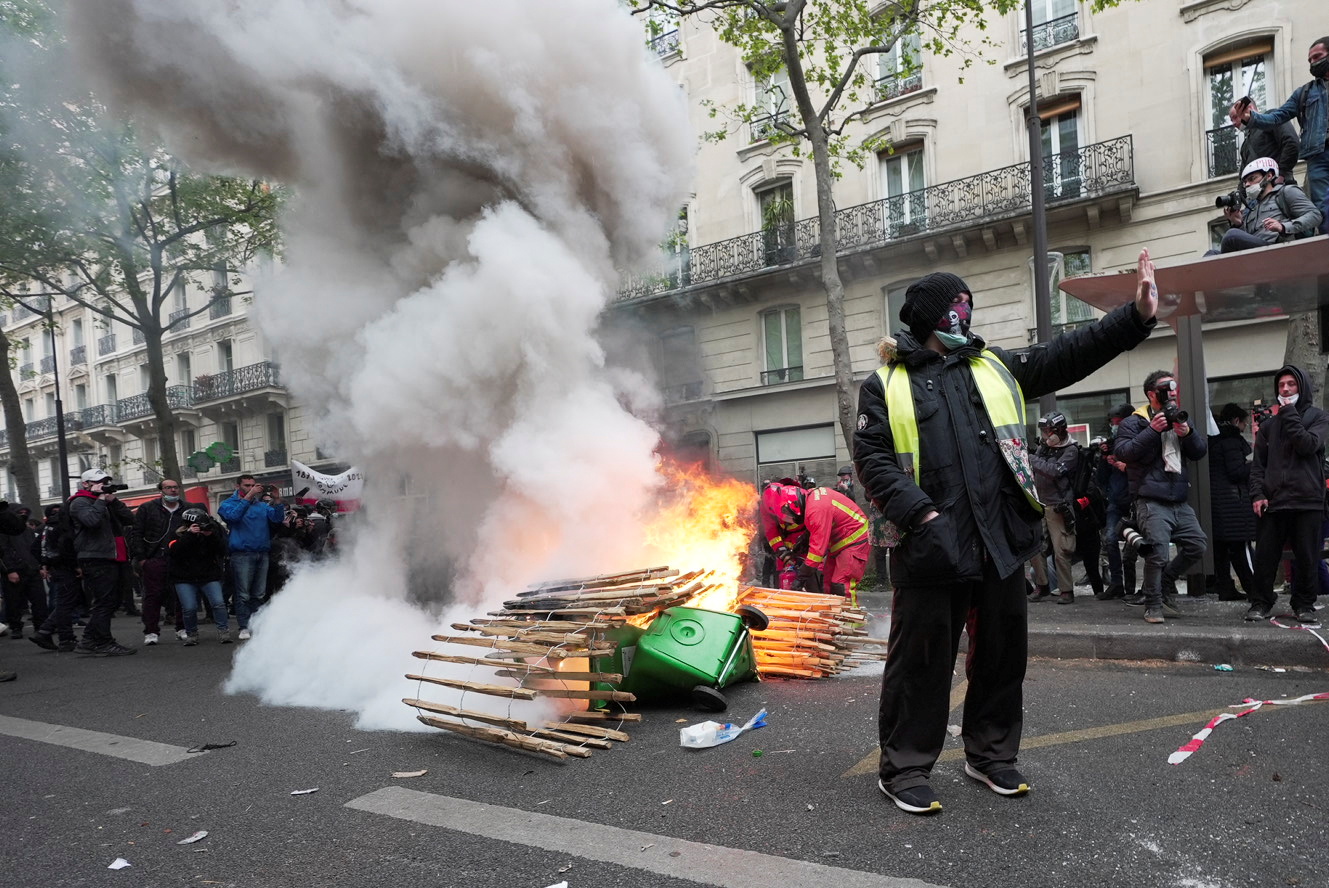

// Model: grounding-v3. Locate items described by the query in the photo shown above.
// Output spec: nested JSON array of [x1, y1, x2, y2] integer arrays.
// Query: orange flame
[[638, 458, 755, 618]]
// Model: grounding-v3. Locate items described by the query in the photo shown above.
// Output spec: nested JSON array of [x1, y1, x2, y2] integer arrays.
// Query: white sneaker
[[0, 622, 9, 638], [238, 628, 252, 641], [176, 629, 189, 641], [144, 633, 159, 646]]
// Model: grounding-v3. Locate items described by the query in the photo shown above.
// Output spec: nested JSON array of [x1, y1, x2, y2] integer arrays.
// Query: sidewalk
[[857, 583, 1329, 670]]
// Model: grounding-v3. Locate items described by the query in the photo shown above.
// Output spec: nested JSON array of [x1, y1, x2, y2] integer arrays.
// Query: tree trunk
[[0, 328, 43, 508], [141, 320, 183, 483], [780, 25, 858, 456], [1282, 312, 1323, 397]]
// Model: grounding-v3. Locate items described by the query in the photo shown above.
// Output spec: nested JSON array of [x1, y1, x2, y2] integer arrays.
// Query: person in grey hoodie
[[1248, 365, 1329, 624], [1213, 157, 1322, 254]]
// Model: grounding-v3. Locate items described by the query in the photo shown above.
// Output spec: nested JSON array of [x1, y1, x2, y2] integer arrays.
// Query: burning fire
[[638, 458, 756, 616]]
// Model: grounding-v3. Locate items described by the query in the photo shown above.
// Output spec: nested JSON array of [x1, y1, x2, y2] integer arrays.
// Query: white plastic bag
[[679, 708, 768, 748]]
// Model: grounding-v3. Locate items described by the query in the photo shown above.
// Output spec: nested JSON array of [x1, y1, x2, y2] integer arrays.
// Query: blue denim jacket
[[1250, 78, 1327, 159]]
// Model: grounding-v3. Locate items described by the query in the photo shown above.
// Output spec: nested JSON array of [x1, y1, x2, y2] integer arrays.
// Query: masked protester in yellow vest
[[853, 250, 1160, 816]]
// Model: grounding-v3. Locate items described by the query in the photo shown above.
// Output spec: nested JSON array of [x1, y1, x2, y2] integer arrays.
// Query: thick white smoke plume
[[64, 0, 693, 729]]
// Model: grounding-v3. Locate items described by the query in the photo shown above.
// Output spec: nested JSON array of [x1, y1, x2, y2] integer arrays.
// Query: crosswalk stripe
[[346, 786, 948, 888], [0, 715, 197, 766]]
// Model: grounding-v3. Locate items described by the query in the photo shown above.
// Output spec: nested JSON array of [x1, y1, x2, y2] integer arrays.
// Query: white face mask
[[1244, 181, 1264, 201], [1278, 393, 1299, 407]]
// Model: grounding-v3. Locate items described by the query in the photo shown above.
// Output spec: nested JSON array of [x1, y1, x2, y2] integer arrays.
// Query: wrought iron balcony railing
[[192, 361, 282, 402], [69, 344, 87, 366], [750, 111, 792, 143], [219, 456, 242, 473], [116, 385, 195, 422], [79, 404, 119, 428], [209, 296, 233, 320], [663, 381, 704, 404], [39, 355, 56, 373], [650, 29, 679, 57], [168, 308, 191, 331], [761, 366, 804, 385], [26, 413, 82, 441], [1020, 12, 1079, 54], [132, 327, 146, 345], [264, 449, 289, 468], [98, 333, 116, 356], [619, 135, 1135, 301], [19, 362, 33, 378], [875, 70, 923, 103], [1206, 125, 1242, 180]]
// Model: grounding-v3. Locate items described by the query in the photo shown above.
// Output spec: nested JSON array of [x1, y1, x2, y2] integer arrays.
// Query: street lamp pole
[[1024, 0, 1056, 416], [46, 304, 71, 502]]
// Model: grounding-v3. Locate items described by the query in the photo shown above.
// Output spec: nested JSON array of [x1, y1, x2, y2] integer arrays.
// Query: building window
[[878, 144, 927, 235], [180, 427, 196, 460], [74, 383, 87, 410], [218, 339, 234, 373], [267, 412, 287, 450], [221, 421, 241, 455], [761, 306, 804, 385], [659, 327, 703, 404], [883, 282, 910, 338], [1039, 97, 1082, 199], [104, 373, 118, 403], [1021, 0, 1078, 54], [138, 364, 150, 392], [107, 444, 122, 471], [1031, 249, 1095, 332], [662, 207, 691, 289], [645, 6, 680, 57], [1204, 39, 1271, 180], [143, 436, 158, 466], [876, 31, 922, 101], [750, 67, 791, 142], [45, 392, 55, 417], [176, 352, 192, 385], [755, 424, 837, 487], [24, 398, 34, 421], [757, 181, 795, 266], [72, 318, 84, 347]]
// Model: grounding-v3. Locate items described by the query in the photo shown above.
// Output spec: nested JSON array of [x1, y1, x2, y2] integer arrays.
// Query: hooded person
[[853, 251, 1159, 815], [1247, 364, 1329, 623]]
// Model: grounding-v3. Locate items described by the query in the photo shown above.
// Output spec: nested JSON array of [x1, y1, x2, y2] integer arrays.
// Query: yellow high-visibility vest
[[876, 350, 1043, 515]]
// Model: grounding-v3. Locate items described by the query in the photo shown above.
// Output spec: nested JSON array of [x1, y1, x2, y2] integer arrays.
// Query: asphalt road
[[1, 614, 1326, 888]]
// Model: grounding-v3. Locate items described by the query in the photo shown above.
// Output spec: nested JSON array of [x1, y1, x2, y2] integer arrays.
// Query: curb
[[1026, 621, 1328, 669]]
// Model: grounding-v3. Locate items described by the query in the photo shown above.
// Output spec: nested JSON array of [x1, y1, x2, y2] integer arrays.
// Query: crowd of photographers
[[0, 470, 339, 677], [1020, 364, 1326, 626]]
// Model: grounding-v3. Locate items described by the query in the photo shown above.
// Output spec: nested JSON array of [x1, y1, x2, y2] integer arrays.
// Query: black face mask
[[1311, 57, 1329, 79]]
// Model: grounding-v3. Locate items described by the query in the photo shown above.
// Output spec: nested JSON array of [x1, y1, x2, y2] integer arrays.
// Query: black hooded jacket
[[1250, 364, 1329, 512], [853, 301, 1154, 585]]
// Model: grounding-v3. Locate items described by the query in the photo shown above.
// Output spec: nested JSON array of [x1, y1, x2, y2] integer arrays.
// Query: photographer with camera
[[68, 470, 137, 656], [1028, 412, 1081, 605], [1247, 366, 1329, 624], [167, 508, 230, 645], [1210, 157, 1322, 255], [1113, 372, 1208, 624], [217, 473, 285, 640], [131, 479, 188, 645]]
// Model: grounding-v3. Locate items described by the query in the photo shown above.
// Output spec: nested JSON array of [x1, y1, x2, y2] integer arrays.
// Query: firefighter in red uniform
[[760, 482, 807, 588], [773, 486, 870, 601]]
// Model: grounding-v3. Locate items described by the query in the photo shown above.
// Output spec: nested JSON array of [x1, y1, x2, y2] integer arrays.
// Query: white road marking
[[0, 715, 197, 766], [346, 786, 947, 888]]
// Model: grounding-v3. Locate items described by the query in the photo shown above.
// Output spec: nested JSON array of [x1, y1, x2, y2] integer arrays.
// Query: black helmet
[[1038, 411, 1068, 434], [314, 498, 337, 515], [180, 507, 213, 527]]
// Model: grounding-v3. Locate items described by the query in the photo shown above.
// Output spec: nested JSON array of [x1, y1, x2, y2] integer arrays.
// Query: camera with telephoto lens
[[1088, 435, 1110, 454], [1153, 381, 1188, 429], [1116, 518, 1155, 558], [1214, 190, 1245, 211], [1252, 401, 1275, 426], [103, 482, 130, 492]]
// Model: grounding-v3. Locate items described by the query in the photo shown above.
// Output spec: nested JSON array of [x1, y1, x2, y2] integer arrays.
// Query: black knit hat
[[1108, 403, 1134, 421], [900, 272, 972, 340]]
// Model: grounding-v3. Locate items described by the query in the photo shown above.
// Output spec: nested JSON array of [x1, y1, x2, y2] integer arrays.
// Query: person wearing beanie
[[854, 250, 1159, 815]]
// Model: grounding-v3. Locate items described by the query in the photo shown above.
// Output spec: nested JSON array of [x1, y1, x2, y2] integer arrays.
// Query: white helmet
[[1240, 157, 1278, 180]]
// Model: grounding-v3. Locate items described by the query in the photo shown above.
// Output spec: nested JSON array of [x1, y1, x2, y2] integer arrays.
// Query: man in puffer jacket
[[1248, 365, 1329, 623]]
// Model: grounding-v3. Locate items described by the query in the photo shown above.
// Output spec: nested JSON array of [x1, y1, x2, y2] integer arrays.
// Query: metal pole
[[47, 306, 70, 501], [1024, 0, 1055, 416]]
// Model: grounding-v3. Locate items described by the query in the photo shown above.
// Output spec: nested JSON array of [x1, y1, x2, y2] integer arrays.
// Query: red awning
[[119, 484, 212, 510]]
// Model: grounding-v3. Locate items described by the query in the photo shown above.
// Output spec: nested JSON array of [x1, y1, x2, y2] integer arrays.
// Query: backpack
[[53, 499, 79, 564]]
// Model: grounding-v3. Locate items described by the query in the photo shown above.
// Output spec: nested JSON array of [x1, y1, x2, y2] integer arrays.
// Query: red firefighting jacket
[[802, 487, 869, 570], [760, 483, 805, 553]]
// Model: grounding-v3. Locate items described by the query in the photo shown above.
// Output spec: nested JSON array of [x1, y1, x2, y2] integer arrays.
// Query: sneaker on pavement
[[879, 779, 942, 815], [74, 639, 99, 655], [1122, 593, 1146, 607], [93, 642, 137, 657], [238, 628, 252, 641], [144, 633, 159, 646], [29, 632, 57, 651], [182, 633, 199, 647], [1055, 591, 1074, 605], [176, 629, 189, 642], [1295, 610, 1320, 624], [1161, 598, 1181, 618], [0, 670, 15, 682], [1143, 606, 1165, 624], [56, 640, 77, 653], [0, 622, 9, 637], [219, 630, 233, 644], [1028, 587, 1052, 603], [964, 762, 1030, 796], [10, 629, 24, 640], [1096, 583, 1125, 601], [1244, 606, 1272, 622]]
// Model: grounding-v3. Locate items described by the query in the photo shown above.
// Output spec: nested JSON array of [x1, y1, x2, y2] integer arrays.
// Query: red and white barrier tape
[[1169, 691, 1329, 765]]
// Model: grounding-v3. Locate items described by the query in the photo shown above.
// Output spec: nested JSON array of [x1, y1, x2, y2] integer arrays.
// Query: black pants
[[1074, 522, 1104, 596], [37, 567, 80, 643], [1211, 539, 1254, 598], [81, 560, 130, 646], [1253, 510, 1321, 613], [878, 558, 1026, 791], [3, 571, 49, 635]]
